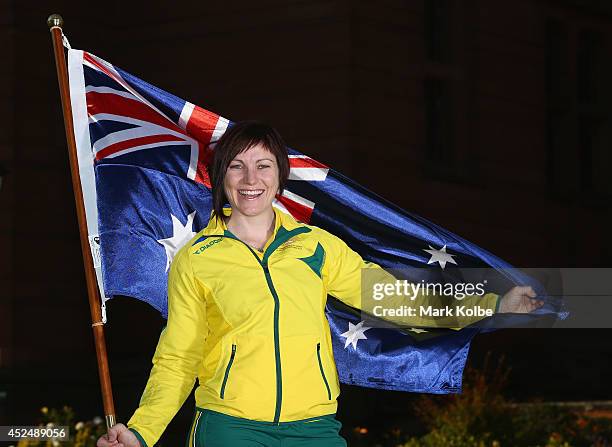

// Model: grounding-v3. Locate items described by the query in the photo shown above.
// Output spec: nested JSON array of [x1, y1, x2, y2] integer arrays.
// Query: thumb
[[107, 426, 119, 442]]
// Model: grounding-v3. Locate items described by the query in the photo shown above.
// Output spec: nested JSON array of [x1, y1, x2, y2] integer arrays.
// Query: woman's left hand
[[498, 286, 545, 313]]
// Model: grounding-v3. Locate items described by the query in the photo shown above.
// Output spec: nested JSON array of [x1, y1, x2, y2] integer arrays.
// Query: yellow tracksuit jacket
[[127, 207, 500, 446]]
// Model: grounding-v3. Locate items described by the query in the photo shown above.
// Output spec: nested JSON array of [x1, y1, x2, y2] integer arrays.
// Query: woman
[[97, 121, 543, 447]]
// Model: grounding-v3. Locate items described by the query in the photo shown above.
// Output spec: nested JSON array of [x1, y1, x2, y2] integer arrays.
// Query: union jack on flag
[[68, 49, 561, 394]]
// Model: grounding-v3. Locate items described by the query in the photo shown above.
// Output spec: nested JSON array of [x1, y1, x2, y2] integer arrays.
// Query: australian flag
[[68, 49, 563, 395]]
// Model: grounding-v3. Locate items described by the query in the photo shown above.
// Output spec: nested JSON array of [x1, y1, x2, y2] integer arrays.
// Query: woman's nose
[[243, 167, 257, 184]]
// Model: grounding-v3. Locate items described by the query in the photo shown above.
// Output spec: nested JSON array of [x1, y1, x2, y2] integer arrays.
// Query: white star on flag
[[157, 211, 197, 271], [424, 244, 457, 269], [340, 321, 372, 350]]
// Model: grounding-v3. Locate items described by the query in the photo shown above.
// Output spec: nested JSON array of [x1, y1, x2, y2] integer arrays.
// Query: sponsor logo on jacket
[[193, 238, 222, 255]]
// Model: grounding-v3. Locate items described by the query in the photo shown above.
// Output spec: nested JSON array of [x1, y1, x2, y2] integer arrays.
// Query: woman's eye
[[229, 164, 242, 169], [258, 164, 271, 169]]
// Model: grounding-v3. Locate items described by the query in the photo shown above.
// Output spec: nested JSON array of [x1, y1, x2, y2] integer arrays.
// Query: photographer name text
[[372, 304, 493, 318]]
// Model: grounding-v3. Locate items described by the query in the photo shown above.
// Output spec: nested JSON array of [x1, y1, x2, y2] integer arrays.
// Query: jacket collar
[[202, 206, 308, 237], [195, 207, 310, 260]]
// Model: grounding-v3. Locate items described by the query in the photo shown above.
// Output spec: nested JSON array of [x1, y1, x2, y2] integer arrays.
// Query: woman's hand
[[96, 423, 141, 447], [498, 286, 545, 313]]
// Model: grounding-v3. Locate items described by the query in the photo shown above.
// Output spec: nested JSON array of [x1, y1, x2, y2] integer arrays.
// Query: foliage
[[14, 406, 107, 447], [395, 354, 612, 447]]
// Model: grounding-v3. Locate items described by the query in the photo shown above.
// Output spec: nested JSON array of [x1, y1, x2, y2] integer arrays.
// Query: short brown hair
[[208, 121, 290, 220]]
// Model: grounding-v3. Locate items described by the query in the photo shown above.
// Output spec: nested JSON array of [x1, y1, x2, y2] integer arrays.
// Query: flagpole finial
[[47, 14, 63, 29]]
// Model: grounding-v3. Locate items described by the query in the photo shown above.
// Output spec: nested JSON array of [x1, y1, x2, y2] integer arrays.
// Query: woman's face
[[223, 143, 280, 218]]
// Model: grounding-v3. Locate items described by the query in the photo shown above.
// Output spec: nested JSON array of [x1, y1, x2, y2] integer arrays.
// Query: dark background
[[1, 0, 611, 444]]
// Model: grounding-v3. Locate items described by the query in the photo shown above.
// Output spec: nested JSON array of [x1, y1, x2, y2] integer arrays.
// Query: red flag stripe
[[276, 195, 314, 224], [186, 106, 222, 188], [84, 52, 124, 87], [194, 141, 212, 188], [185, 105, 221, 144], [87, 92, 186, 135], [289, 156, 328, 169], [95, 134, 185, 160]]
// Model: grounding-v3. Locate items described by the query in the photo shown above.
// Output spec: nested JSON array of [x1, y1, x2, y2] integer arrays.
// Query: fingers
[[516, 286, 540, 313], [529, 297, 544, 307], [527, 297, 545, 312], [98, 434, 112, 447], [107, 428, 119, 443], [516, 285, 536, 298], [97, 435, 114, 447], [99, 424, 125, 447]]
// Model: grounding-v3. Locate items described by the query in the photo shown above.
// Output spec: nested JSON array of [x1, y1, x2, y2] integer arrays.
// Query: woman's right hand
[[96, 423, 141, 447]]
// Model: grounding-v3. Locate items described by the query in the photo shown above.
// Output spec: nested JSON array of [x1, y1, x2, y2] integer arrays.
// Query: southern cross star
[[424, 244, 457, 269], [340, 321, 372, 350]]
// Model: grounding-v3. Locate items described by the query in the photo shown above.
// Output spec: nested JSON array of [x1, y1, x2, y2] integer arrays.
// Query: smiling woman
[[96, 121, 542, 447], [96, 121, 351, 447]]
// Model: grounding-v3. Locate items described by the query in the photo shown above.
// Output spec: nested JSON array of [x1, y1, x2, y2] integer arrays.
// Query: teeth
[[239, 190, 264, 196]]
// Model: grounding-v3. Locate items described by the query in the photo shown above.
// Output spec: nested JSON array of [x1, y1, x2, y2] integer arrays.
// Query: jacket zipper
[[261, 261, 283, 423], [218, 226, 311, 424], [316, 342, 332, 400], [220, 344, 236, 399]]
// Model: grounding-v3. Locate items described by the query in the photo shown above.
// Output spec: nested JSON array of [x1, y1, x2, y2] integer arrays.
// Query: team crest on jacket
[[277, 240, 303, 252]]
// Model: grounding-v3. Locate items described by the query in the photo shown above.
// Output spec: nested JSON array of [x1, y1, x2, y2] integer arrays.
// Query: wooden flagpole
[[47, 14, 117, 430]]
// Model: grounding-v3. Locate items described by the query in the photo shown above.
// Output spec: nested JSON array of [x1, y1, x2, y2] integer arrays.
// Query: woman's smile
[[238, 188, 265, 199]]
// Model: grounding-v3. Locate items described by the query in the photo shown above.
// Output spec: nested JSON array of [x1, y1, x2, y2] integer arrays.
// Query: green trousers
[[186, 408, 347, 447]]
